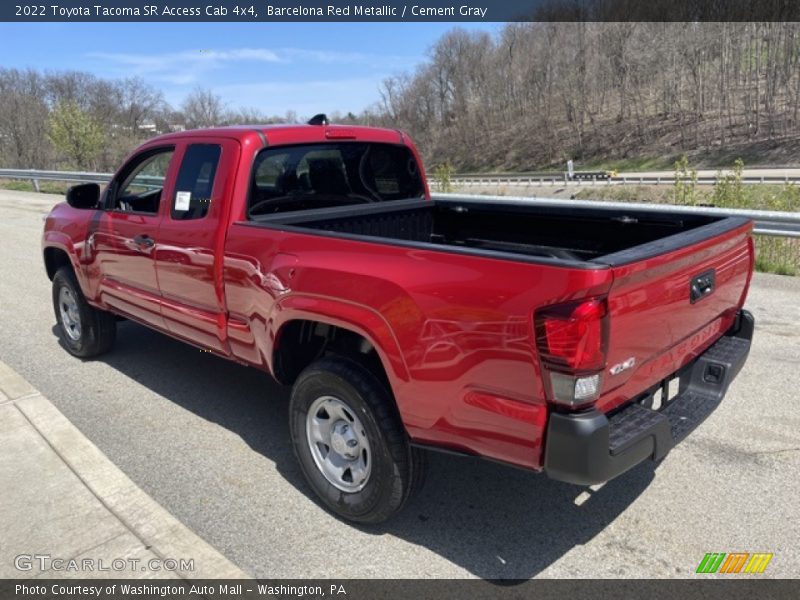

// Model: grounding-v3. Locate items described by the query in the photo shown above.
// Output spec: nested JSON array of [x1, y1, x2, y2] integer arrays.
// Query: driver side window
[[111, 147, 174, 214]]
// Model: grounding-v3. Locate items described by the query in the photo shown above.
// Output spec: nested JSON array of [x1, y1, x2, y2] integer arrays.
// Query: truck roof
[[148, 123, 408, 147]]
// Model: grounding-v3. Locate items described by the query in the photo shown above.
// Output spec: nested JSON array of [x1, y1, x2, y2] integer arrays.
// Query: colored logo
[[696, 552, 773, 574]]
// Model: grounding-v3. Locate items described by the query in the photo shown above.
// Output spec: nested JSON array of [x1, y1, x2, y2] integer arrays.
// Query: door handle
[[133, 234, 155, 249]]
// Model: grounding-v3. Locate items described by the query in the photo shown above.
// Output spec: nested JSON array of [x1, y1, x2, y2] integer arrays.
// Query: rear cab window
[[171, 144, 222, 220], [248, 142, 424, 217]]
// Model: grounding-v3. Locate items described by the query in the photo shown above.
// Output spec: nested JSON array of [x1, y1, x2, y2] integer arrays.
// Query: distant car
[[43, 118, 754, 523]]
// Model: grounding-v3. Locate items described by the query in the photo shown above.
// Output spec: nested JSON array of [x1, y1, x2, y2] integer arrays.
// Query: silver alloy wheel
[[306, 395, 372, 492], [58, 287, 82, 342]]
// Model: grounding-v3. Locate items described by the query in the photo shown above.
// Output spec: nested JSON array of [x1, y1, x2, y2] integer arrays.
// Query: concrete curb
[[0, 360, 249, 580], [0, 360, 37, 402]]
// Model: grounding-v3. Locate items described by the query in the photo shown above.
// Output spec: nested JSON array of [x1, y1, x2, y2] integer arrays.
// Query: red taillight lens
[[325, 128, 356, 139], [535, 298, 608, 371]]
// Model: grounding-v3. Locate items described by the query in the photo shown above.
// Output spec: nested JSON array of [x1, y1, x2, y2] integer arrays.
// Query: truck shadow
[[61, 321, 656, 580]]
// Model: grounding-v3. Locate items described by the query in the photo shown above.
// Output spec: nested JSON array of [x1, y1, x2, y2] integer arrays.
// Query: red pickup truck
[[42, 120, 754, 523]]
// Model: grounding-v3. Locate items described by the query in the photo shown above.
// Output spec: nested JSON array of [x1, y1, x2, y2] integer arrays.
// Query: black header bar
[[4, 1, 800, 22], [1, 579, 799, 600]]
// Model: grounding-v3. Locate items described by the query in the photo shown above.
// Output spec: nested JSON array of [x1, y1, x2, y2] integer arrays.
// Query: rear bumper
[[544, 309, 754, 485]]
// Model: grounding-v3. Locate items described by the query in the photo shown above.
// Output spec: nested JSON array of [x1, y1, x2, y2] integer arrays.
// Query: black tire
[[52, 266, 116, 358], [289, 356, 426, 524]]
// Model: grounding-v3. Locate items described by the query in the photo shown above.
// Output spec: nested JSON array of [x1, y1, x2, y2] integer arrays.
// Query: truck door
[[93, 145, 176, 329], [154, 138, 240, 353]]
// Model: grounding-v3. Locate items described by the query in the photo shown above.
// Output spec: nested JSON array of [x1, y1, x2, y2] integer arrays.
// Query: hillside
[[368, 22, 800, 173]]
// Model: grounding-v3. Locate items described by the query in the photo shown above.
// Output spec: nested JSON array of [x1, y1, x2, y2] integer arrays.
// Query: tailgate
[[596, 218, 754, 413]]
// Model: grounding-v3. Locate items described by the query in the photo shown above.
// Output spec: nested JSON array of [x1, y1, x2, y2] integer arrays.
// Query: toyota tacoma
[[42, 118, 754, 523]]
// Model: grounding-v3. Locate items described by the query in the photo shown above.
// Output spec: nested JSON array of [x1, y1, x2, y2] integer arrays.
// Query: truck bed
[[254, 197, 748, 267]]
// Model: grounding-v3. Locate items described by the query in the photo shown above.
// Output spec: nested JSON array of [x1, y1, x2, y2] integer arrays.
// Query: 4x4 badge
[[609, 357, 636, 375]]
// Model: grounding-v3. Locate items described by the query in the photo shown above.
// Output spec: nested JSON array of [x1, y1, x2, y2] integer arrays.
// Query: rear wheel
[[289, 356, 426, 524], [52, 267, 116, 358]]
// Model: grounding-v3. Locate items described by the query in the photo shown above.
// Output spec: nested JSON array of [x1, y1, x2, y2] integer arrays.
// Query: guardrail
[[0, 168, 169, 192], [5, 168, 800, 188], [1, 168, 798, 238], [0, 168, 113, 191], [450, 174, 800, 186]]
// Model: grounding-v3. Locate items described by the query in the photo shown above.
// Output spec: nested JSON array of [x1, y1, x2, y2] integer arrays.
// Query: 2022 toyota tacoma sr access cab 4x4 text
[[42, 119, 754, 523]]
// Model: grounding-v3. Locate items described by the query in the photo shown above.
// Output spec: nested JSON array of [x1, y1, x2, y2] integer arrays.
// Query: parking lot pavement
[[0, 359, 247, 580], [1, 188, 798, 579]]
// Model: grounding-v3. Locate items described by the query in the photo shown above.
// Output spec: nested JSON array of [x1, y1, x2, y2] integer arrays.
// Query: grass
[[753, 235, 799, 276], [0, 178, 70, 195], [574, 184, 674, 204], [574, 183, 800, 211]]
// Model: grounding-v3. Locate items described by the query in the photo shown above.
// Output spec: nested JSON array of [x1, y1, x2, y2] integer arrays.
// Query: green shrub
[[432, 163, 453, 193], [711, 158, 745, 208], [673, 155, 699, 205]]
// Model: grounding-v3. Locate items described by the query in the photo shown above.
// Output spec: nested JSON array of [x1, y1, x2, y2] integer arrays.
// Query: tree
[[225, 106, 277, 124], [0, 68, 51, 168], [117, 77, 165, 132], [10, 20, 800, 174], [48, 101, 105, 169], [182, 88, 225, 128]]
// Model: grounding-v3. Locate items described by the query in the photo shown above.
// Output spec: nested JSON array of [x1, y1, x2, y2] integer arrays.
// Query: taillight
[[536, 298, 608, 371], [535, 298, 609, 408], [325, 128, 356, 139]]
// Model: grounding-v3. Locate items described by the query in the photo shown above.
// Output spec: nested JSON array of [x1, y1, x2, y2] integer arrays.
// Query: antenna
[[307, 113, 328, 126]]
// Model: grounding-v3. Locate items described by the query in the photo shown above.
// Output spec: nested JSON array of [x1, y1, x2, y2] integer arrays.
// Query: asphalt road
[[1, 188, 798, 579]]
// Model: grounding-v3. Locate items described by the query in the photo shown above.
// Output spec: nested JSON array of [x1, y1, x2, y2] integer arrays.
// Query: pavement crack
[[746, 447, 800, 456]]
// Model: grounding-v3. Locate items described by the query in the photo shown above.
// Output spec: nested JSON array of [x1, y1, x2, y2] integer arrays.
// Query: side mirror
[[66, 183, 100, 209]]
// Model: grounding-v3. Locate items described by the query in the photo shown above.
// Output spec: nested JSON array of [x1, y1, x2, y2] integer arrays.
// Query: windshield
[[248, 142, 425, 217]]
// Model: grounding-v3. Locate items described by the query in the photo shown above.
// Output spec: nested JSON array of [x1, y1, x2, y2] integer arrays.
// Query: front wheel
[[289, 357, 426, 524], [52, 266, 116, 358]]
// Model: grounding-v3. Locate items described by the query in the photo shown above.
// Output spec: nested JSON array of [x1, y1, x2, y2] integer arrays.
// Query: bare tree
[[0, 69, 51, 168], [117, 77, 165, 132], [358, 22, 800, 171], [182, 88, 225, 129], [8, 22, 800, 173]]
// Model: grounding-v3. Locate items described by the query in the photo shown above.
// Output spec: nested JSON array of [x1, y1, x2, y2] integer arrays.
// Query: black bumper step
[[545, 310, 753, 485], [609, 331, 751, 457], [608, 403, 670, 456]]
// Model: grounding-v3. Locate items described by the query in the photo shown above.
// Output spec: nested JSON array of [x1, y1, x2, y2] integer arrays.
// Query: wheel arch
[[43, 233, 96, 300], [43, 245, 73, 280], [269, 296, 410, 397]]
